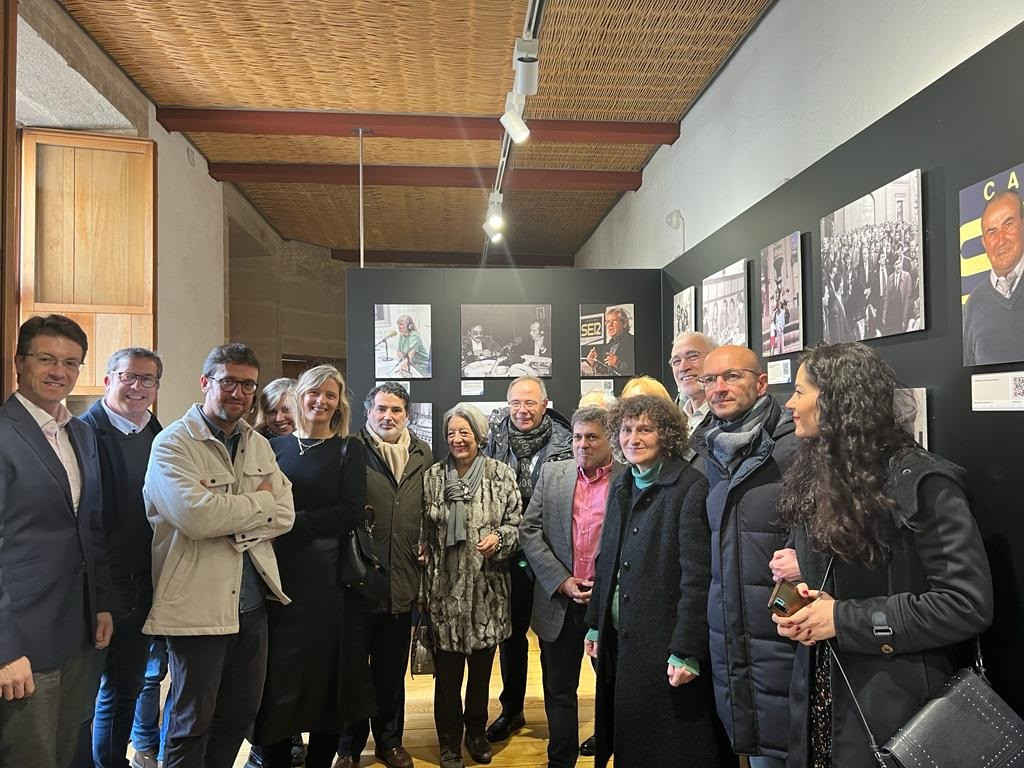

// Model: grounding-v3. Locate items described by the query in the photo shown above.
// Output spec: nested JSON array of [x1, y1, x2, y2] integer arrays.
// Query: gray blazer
[[518, 458, 625, 642]]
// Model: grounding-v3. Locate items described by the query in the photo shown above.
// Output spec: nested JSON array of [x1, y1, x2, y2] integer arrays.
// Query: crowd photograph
[[0, 310, 1003, 768]]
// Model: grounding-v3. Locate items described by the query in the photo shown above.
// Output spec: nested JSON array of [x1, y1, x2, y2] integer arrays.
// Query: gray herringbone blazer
[[518, 457, 624, 642]]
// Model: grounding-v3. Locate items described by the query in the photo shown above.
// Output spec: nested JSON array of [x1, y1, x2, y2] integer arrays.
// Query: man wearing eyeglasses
[[690, 345, 797, 768], [76, 348, 164, 768], [668, 331, 717, 439], [143, 344, 294, 768], [0, 315, 111, 768], [484, 376, 572, 745]]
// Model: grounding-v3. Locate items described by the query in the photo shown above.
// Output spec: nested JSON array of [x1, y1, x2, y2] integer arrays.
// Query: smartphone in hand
[[767, 579, 813, 617]]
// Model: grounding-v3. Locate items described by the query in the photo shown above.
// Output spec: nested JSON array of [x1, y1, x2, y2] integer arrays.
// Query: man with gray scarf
[[690, 346, 797, 768], [483, 376, 572, 743]]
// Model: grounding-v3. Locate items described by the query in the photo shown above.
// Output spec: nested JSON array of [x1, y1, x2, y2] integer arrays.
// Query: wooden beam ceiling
[[157, 107, 679, 145]]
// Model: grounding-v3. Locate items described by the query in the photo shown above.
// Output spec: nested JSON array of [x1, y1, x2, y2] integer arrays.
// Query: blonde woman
[[251, 365, 373, 768], [254, 377, 297, 437]]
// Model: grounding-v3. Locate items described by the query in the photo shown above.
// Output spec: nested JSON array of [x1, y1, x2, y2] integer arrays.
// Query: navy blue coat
[[693, 396, 797, 759], [0, 394, 109, 671]]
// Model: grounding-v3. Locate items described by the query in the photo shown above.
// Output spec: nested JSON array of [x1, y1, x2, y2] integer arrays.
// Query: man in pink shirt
[[518, 406, 624, 768]]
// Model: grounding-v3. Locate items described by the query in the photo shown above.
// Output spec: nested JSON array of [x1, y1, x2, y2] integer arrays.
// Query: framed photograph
[[819, 169, 924, 342], [701, 260, 747, 347], [373, 304, 431, 378], [958, 163, 1024, 365], [408, 402, 432, 449], [460, 304, 552, 378], [672, 286, 695, 337], [759, 232, 803, 357], [579, 303, 636, 377], [896, 388, 928, 449]]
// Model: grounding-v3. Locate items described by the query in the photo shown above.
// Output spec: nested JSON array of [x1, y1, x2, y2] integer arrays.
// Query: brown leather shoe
[[375, 746, 414, 768], [331, 757, 358, 768]]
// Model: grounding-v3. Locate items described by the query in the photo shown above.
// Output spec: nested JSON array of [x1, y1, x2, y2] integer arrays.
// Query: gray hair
[[506, 374, 547, 400], [577, 389, 617, 409], [571, 406, 613, 436], [442, 403, 490, 445], [363, 381, 411, 413], [254, 377, 296, 433], [671, 331, 717, 353], [106, 347, 163, 380]]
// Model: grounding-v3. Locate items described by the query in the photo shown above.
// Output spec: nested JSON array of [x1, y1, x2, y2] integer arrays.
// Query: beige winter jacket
[[143, 405, 295, 635]]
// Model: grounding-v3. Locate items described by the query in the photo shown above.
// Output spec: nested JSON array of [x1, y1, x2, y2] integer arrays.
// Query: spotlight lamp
[[483, 220, 503, 243], [500, 91, 530, 144], [486, 192, 504, 229], [513, 37, 540, 95]]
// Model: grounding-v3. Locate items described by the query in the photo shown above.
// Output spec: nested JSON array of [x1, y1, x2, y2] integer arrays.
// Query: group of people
[[0, 313, 995, 768], [461, 321, 552, 379], [820, 218, 922, 342], [702, 295, 746, 346]]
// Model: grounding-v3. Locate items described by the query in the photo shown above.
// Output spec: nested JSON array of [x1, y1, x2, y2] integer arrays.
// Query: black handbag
[[832, 636, 1024, 767], [336, 439, 389, 613], [409, 610, 436, 678]]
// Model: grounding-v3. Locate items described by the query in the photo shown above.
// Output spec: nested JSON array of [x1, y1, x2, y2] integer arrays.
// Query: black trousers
[[433, 646, 497, 749], [539, 603, 595, 768], [162, 605, 269, 768], [497, 558, 533, 717], [338, 611, 412, 757]]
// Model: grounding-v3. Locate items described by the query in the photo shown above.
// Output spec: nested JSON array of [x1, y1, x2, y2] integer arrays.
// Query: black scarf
[[508, 413, 553, 500]]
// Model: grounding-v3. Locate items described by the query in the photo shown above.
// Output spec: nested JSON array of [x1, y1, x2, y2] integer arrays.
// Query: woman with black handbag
[[251, 364, 374, 768], [772, 342, 994, 768]]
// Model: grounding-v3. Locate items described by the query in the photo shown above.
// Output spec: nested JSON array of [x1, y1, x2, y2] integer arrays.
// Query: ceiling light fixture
[[482, 220, 503, 243], [500, 91, 530, 144], [486, 192, 504, 229], [513, 37, 540, 95]]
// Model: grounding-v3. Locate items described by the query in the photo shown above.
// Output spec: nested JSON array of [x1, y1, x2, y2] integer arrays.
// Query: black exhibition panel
[[346, 266, 662, 443], [661, 21, 1024, 711]]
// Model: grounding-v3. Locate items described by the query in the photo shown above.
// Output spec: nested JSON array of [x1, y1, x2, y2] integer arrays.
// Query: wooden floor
[[132, 632, 598, 768]]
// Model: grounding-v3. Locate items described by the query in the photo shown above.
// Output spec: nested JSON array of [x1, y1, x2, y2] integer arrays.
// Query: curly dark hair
[[777, 342, 915, 565], [608, 394, 689, 464]]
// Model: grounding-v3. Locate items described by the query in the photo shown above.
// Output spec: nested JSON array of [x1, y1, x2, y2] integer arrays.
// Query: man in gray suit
[[518, 406, 623, 768], [0, 314, 111, 768]]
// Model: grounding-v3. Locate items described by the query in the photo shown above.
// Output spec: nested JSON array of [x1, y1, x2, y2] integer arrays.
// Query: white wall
[[149, 105, 226, 421], [575, 0, 1024, 269]]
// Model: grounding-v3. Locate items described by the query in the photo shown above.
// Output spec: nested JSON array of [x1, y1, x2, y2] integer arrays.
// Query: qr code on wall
[[1012, 375, 1024, 400]]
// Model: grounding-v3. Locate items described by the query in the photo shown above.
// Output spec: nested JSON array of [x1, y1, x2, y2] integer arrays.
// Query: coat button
[[620, 629, 629, 639], [880, 643, 895, 655], [632, 527, 639, 535], [622, 561, 630, 570], [623, 594, 631, 603], [902, 469, 911, 476]]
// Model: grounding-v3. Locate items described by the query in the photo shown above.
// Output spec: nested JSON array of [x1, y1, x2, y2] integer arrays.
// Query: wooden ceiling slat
[[212, 163, 641, 191], [331, 249, 573, 267], [158, 108, 678, 145]]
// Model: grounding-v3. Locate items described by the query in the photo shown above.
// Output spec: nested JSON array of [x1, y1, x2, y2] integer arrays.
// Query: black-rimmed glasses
[[113, 371, 160, 388], [207, 376, 258, 395]]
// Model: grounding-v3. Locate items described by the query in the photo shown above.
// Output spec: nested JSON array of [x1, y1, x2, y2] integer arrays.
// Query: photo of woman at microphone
[[374, 304, 432, 378]]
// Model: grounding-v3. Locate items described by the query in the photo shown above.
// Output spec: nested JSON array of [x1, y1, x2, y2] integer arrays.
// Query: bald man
[[690, 346, 797, 768]]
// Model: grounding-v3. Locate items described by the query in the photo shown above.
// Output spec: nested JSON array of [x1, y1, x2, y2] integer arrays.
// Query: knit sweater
[[962, 277, 1024, 365]]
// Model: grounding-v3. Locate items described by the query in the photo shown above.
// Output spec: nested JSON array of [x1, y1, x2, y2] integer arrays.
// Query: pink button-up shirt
[[571, 461, 614, 581]]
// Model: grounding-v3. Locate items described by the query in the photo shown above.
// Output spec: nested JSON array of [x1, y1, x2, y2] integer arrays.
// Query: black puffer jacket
[[692, 396, 798, 759], [786, 448, 994, 768]]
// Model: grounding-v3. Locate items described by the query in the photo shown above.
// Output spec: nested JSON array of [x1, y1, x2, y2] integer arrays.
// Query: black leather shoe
[[464, 732, 492, 764], [578, 735, 596, 756], [291, 734, 308, 766], [485, 712, 525, 743], [439, 747, 464, 768]]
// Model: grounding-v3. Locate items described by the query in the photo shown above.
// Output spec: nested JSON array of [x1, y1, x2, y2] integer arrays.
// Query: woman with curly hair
[[584, 395, 730, 768], [772, 342, 993, 768]]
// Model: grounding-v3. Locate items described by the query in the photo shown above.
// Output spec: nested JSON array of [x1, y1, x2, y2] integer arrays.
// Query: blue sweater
[[963, 278, 1024, 365]]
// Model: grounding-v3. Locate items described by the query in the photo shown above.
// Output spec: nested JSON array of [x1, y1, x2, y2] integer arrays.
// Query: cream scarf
[[368, 426, 412, 481]]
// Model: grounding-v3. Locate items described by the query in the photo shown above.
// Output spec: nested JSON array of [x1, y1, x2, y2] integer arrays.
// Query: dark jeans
[[89, 575, 154, 768], [130, 638, 169, 758], [539, 603, 594, 768], [497, 558, 533, 717], [339, 611, 412, 757], [162, 606, 269, 768], [433, 646, 497, 749]]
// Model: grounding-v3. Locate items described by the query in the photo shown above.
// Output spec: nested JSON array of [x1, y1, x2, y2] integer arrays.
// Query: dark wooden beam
[[331, 249, 573, 268], [157, 107, 678, 145], [210, 163, 641, 191]]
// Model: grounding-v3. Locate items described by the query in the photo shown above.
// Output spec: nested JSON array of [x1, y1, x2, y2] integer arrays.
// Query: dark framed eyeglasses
[[113, 371, 159, 388], [207, 376, 258, 395]]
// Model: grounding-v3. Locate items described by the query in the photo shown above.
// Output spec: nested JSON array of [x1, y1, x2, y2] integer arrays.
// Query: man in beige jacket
[[143, 344, 294, 768]]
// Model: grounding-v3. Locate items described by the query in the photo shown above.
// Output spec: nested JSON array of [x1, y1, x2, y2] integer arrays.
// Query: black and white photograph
[[896, 387, 928, 449], [408, 402, 432, 449], [460, 304, 552, 378], [820, 169, 924, 343], [759, 232, 803, 356], [958, 162, 1024, 366], [373, 303, 431, 378], [672, 286, 695, 337], [701, 260, 747, 347], [579, 303, 636, 377]]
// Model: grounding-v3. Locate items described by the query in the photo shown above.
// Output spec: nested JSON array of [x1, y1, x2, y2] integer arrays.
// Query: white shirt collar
[[101, 400, 151, 435], [15, 390, 72, 429]]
